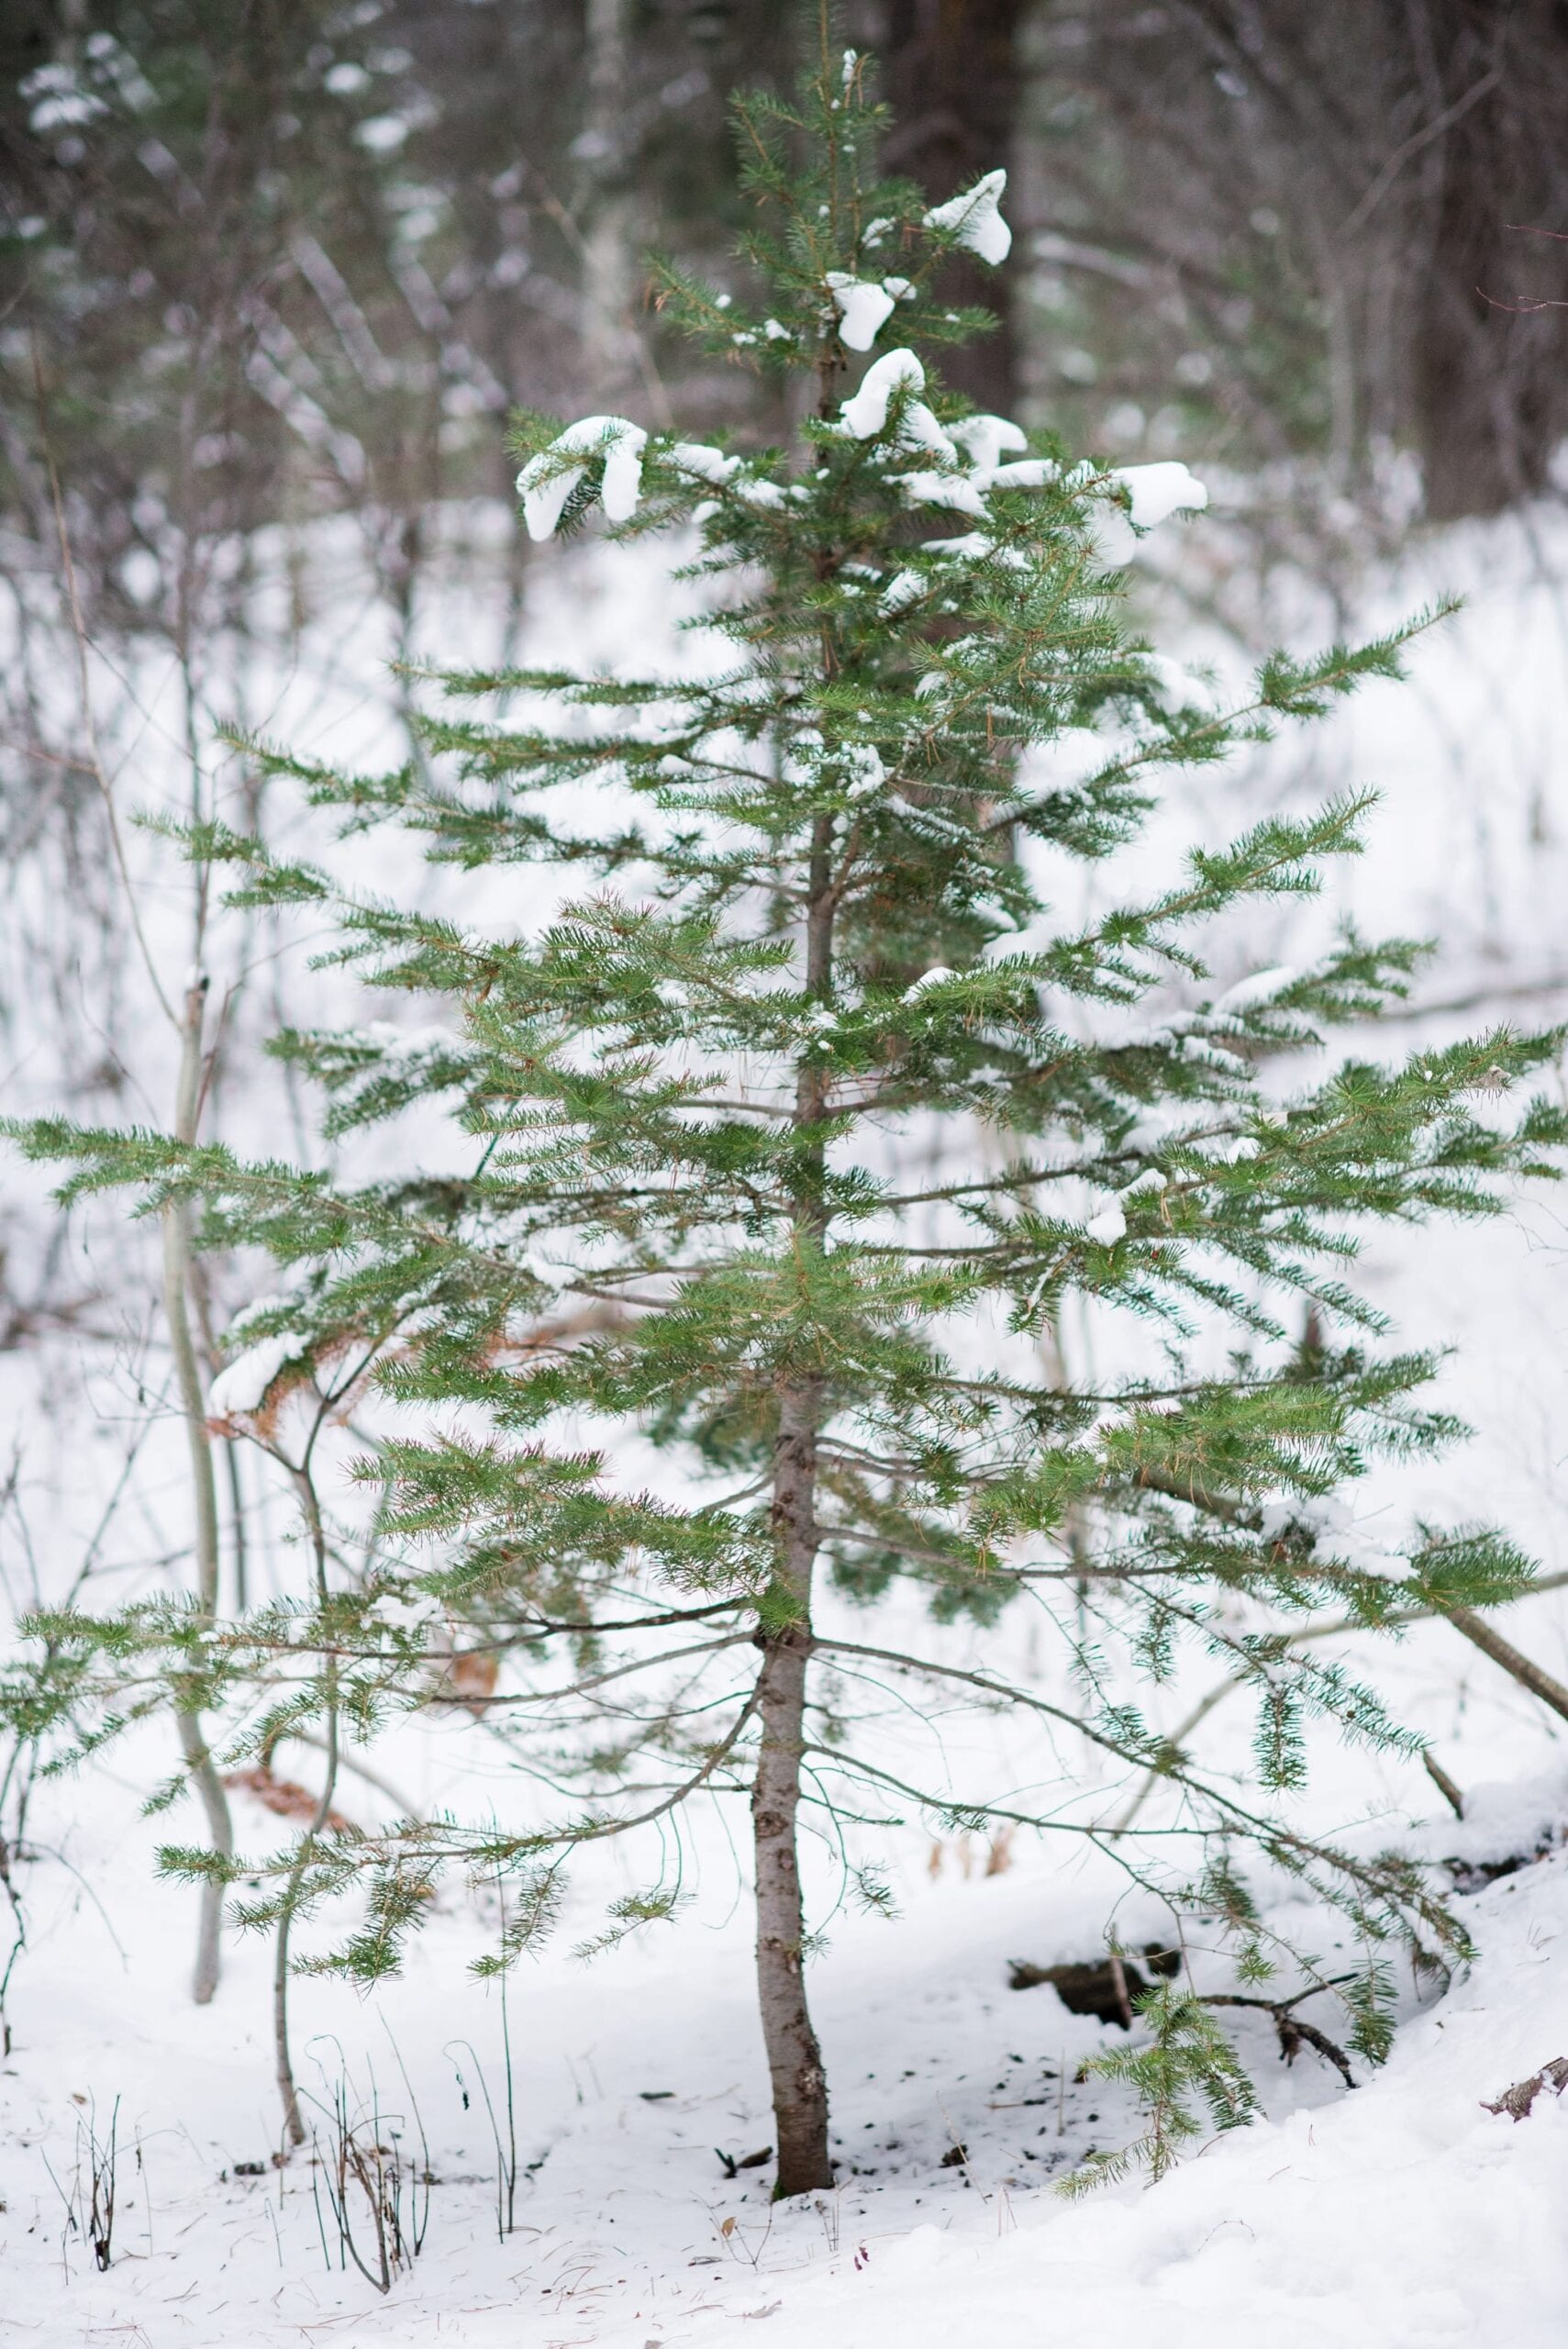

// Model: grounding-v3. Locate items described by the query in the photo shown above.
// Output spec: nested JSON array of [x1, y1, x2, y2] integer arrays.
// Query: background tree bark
[[867, 0, 1026, 416]]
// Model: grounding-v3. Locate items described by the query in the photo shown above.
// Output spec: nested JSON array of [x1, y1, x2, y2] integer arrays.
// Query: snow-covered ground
[[4, 495, 1568, 2341], [6, 1749, 1568, 2344]]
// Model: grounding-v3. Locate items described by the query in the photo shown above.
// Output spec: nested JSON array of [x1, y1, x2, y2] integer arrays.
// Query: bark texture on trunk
[[753, 1377, 832, 2198]]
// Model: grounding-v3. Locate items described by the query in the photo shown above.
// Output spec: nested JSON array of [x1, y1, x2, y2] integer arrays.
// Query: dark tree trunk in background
[[1407, 0, 1568, 520], [865, 0, 1025, 416]]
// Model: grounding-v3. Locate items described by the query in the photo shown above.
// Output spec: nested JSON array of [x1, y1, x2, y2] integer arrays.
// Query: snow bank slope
[[643, 1842, 1568, 2349]]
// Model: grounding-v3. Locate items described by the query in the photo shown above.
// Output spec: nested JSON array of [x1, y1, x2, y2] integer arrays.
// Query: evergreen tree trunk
[[754, 1378, 830, 2197], [752, 818, 836, 2199]]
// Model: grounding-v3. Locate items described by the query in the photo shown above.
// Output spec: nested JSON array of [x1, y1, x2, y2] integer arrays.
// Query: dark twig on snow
[[1199, 1985, 1360, 2089], [1422, 1747, 1465, 1821]]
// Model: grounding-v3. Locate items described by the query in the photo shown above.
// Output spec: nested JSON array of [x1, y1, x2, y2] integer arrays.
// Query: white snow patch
[[1213, 964, 1298, 1014], [901, 470, 988, 518], [840, 742, 887, 798], [1144, 651, 1219, 714], [1085, 1197, 1128, 1243], [950, 414, 1028, 473], [903, 965, 957, 999], [980, 457, 1061, 492], [901, 403, 960, 461], [732, 475, 788, 508], [208, 1332, 308, 1418], [667, 441, 740, 485]]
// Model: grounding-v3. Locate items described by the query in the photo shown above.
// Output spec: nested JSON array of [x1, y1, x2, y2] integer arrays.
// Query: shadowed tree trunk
[[869, 0, 1025, 415], [577, 0, 640, 406], [1407, 0, 1568, 519]]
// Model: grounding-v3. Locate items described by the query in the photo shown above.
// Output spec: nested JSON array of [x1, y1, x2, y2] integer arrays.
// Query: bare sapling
[[162, 975, 234, 2002]]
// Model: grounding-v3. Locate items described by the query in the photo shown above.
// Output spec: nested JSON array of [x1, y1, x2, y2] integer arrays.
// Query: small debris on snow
[[1483, 2056, 1568, 2121]]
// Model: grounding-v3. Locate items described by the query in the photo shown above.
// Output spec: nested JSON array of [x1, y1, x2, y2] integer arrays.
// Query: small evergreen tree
[[9, 17, 1563, 2195]]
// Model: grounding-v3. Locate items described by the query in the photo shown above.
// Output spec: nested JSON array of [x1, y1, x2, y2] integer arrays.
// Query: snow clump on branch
[[839, 348, 928, 438], [1111, 460, 1209, 529], [517, 416, 648, 541], [924, 168, 1012, 265], [825, 273, 898, 351]]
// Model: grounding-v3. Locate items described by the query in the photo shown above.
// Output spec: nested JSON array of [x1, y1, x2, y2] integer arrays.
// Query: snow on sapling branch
[[5, 16, 1566, 2195]]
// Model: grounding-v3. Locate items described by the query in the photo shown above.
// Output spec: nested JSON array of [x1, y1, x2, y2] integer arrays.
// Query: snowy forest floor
[[6, 1752, 1568, 2346]]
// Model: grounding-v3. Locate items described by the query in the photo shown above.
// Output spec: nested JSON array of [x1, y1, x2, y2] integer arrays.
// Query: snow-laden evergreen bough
[[7, 25, 1565, 2197]]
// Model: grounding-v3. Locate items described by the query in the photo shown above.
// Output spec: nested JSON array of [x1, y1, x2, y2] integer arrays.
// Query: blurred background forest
[[5, 0, 1568, 1604]]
